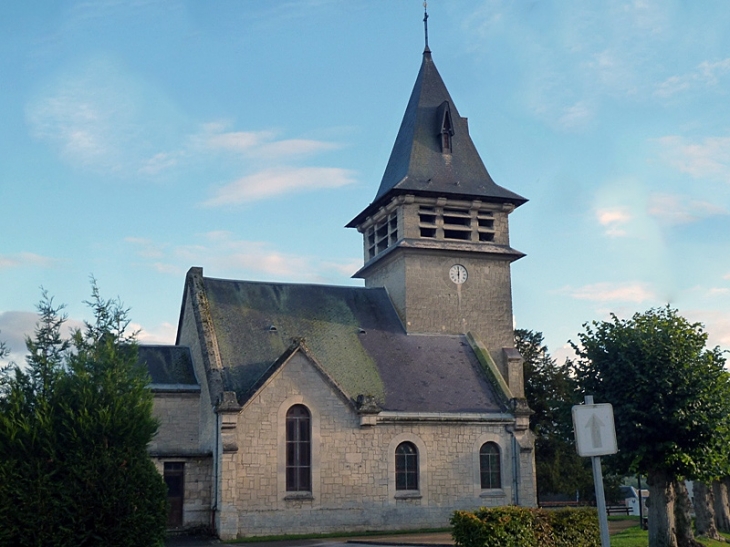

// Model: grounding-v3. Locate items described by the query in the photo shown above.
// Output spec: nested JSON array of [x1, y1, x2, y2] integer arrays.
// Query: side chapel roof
[[348, 48, 526, 228], [181, 269, 505, 414], [138, 345, 199, 391]]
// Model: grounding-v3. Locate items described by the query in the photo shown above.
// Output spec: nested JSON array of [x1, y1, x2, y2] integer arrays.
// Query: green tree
[[571, 306, 730, 547], [0, 284, 167, 547], [516, 329, 595, 501]]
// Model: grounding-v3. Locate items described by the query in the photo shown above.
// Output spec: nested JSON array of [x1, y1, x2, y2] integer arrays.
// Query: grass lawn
[[610, 526, 730, 547]]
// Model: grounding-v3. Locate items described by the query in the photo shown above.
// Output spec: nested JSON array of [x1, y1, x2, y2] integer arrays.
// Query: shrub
[[451, 506, 599, 547], [550, 507, 599, 547]]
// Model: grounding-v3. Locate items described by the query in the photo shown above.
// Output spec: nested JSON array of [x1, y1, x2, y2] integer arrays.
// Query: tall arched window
[[286, 405, 311, 491], [480, 442, 501, 489], [395, 442, 419, 490]]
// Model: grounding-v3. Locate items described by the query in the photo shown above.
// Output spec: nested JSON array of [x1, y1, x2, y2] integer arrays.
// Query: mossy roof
[[138, 345, 198, 386], [200, 275, 503, 413]]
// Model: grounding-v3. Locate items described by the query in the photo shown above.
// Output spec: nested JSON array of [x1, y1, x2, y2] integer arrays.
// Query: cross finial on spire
[[423, 1, 430, 53]]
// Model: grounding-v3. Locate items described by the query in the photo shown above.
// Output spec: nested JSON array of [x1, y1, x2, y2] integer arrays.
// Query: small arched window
[[395, 442, 419, 490], [480, 442, 501, 489], [286, 405, 311, 491]]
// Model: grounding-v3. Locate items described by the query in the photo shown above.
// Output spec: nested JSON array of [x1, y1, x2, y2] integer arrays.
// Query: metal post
[[592, 455, 611, 547], [586, 395, 611, 547], [638, 474, 644, 529]]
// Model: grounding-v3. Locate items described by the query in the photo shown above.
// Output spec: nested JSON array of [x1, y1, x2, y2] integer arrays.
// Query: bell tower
[[347, 45, 527, 395]]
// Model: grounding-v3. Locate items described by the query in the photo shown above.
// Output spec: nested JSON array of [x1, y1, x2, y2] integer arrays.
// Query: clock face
[[449, 264, 468, 284]]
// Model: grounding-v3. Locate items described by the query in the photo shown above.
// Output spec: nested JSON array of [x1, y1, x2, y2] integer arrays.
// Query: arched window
[[395, 442, 419, 490], [480, 442, 501, 489], [286, 405, 311, 491]]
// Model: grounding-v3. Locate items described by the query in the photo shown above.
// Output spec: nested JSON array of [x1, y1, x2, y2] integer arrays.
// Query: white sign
[[572, 403, 618, 457]]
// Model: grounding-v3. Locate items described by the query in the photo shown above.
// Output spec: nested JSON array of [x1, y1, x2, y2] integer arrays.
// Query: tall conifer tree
[[0, 283, 167, 547]]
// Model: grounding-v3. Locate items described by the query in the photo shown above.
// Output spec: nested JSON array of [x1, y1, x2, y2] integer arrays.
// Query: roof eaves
[[465, 332, 513, 410], [150, 384, 202, 393], [185, 267, 226, 408]]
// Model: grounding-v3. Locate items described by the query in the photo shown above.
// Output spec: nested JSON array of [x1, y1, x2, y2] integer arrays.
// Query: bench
[[606, 505, 631, 516]]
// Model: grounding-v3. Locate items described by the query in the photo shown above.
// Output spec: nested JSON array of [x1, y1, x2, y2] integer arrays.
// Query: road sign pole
[[584, 395, 611, 547], [592, 455, 611, 547]]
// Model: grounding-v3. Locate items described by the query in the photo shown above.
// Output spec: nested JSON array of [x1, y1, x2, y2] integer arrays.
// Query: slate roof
[[196, 274, 504, 414], [138, 345, 199, 389], [348, 49, 526, 228]]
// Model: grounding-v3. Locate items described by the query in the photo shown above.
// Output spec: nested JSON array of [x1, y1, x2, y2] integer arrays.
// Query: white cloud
[[553, 343, 578, 365], [647, 193, 727, 225], [320, 259, 361, 278], [202, 166, 356, 207], [656, 136, 730, 182], [26, 60, 347, 202], [655, 58, 730, 98], [584, 49, 637, 95], [138, 151, 183, 175], [26, 58, 142, 173], [131, 321, 176, 345], [556, 101, 593, 130], [196, 124, 341, 160], [0, 310, 85, 367], [152, 262, 183, 276], [596, 207, 632, 237], [0, 311, 39, 359], [204, 129, 275, 152], [560, 282, 656, 303], [708, 288, 730, 296], [124, 237, 166, 259], [256, 139, 340, 160], [684, 309, 730, 350], [175, 232, 314, 279], [125, 231, 360, 283], [0, 252, 57, 270]]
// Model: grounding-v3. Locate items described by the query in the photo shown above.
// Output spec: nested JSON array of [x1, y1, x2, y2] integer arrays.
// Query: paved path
[[166, 519, 638, 547]]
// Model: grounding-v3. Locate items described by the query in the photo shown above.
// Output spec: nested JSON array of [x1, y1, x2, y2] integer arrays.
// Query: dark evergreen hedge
[[451, 506, 599, 547], [0, 287, 167, 547]]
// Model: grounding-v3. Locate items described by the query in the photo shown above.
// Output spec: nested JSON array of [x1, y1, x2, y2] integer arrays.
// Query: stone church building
[[140, 43, 536, 540]]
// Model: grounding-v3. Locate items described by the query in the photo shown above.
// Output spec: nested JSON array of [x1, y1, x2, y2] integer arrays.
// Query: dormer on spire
[[437, 101, 454, 154]]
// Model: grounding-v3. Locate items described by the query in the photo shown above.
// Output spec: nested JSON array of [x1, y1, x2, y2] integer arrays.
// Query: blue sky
[[2, 1, 730, 366]]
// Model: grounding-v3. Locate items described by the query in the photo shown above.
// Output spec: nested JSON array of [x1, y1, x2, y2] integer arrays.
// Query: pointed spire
[[372, 51, 525, 205], [347, 48, 526, 229], [346, 6, 526, 229]]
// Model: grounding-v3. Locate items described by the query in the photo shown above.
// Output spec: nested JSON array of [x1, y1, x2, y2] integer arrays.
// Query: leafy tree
[[0, 284, 167, 547], [570, 306, 730, 547], [516, 329, 595, 501]]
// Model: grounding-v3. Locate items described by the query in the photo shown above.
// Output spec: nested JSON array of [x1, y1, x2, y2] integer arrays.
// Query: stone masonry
[[214, 350, 534, 539], [150, 391, 213, 530]]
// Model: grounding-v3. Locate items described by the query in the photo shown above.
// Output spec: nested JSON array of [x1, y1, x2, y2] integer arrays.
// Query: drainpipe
[[212, 411, 220, 532], [511, 432, 520, 505]]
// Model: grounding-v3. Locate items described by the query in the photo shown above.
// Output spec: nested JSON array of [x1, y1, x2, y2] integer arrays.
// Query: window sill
[[480, 489, 506, 498], [284, 492, 314, 500], [394, 490, 422, 499]]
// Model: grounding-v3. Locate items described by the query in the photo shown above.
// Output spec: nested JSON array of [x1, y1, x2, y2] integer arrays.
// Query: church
[[140, 37, 536, 541]]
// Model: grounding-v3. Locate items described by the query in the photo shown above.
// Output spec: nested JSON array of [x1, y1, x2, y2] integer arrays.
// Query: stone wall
[[149, 391, 200, 453], [150, 390, 213, 530], [153, 456, 213, 529], [219, 351, 534, 539], [364, 249, 516, 383]]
